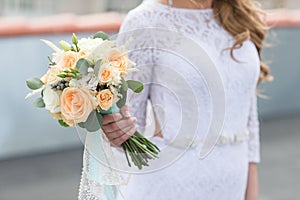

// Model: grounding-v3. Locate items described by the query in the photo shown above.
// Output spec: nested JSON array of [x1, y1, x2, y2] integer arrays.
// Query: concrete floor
[[0, 116, 299, 200]]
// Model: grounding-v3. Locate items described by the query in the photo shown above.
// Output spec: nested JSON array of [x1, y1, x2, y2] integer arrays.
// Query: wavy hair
[[213, 0, 273, 83]]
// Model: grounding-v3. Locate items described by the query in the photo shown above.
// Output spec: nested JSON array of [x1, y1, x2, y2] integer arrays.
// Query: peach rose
[[41, 67, 62, 84], [50, 112, 75, 126], [107, 49, 129, 74], [98, 65, 112, 83], [60, 87, 97, 124], [97, 89, 114, 111], [59, 51, 80, 69]]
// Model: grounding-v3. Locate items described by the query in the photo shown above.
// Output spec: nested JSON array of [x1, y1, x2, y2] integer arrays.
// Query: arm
[[245, 92, 260, 200], [245, 163, 259, 200]]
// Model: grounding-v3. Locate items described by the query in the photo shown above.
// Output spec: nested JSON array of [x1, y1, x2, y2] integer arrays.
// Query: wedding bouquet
[[25, 32, 160, 169]]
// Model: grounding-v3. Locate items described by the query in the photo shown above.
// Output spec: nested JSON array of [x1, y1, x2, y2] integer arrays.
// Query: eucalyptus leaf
[[93, 31, 109, 40], [33, 97, 45, 108], [78, 122, 86, 128], [58, 120, 70, 127], [84, 110, 101, 132], [127, 80, 144, 93], [76, 58, 89, 75], [26, 78, 44, 90], [121, 77, 128, 91], [117, 89, 127, 108], [96, 112, 103, 127]]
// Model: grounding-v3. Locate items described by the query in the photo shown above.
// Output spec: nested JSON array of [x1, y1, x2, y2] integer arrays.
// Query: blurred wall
[[0, 0, 142, 16], [0, 27, 299, 160], [259, 27, 300, 118]]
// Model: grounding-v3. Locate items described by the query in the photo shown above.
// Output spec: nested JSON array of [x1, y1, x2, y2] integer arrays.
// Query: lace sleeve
[[118, 10, 154, 133], [247, 92, 261, 163]]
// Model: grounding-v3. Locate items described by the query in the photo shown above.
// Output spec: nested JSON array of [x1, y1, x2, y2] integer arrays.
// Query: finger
[[120, 105, 131, 118], [102, 117, 137, 133], [110, 126, 136, 147], [102, 113, 123, 125], [105, 123, 135, 141]]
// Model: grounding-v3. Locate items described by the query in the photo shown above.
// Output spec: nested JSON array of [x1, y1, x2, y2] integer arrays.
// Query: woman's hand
[[102, 105, 137, 147]]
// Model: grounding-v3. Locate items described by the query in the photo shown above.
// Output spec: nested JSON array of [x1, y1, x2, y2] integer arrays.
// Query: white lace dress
[[113, 1, 261, 199], [79, 0, 260, 200]]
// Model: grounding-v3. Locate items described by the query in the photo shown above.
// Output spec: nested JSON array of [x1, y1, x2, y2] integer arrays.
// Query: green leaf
[[127, 80, 144, 93], [121, 77, 128, 91], [76, 58, 89, 75], [93, 31, 109, 40], [117, 88, 127, 108], [33, 97, 45, 108], [84, 110, 101, 132], [96, 112, 103, 127], [26, 78, 44, 90], [78, 122, 85, 128], [86, 59, 95, 66], [58, 120, 70, 127], [57, 74, 66, 78], [116, 77, 129, 108]]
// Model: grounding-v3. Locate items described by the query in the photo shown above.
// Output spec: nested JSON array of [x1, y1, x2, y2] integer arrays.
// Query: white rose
[[78, 38, 104, 53], [89, 40, 116, 61], [43, 86, 61, 113]]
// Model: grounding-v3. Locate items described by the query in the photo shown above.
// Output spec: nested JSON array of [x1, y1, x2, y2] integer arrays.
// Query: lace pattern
[[79, 0, 261, 199]]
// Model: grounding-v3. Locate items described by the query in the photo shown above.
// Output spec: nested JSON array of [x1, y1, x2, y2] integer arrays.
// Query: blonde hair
[[213, 0, 273, 84]]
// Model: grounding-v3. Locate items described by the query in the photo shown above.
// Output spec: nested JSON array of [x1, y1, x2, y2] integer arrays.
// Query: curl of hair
[[213, 0, 273, 84]]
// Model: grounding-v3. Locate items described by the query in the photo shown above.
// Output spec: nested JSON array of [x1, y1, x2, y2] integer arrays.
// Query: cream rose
[[60, 87, 97, 123], [43, 86, 61, 113], [97, 89, 114, 111], [58, 51, 80, 69], [107, 49, 129, 75], [41, 67, 62, 84], [98, 63, 112, 83]]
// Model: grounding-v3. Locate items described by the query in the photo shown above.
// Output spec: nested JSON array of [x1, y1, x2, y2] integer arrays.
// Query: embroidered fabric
[[79, 0, 261, 199], [116, 1, 260, 199]]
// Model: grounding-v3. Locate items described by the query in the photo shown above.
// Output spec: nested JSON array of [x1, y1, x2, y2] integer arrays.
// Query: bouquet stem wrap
[[78, 105, 128, 200]]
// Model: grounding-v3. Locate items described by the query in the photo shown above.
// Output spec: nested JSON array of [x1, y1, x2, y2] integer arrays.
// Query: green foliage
[[72, 33, 78, 45], [117, 81, 128, 108], [93, 31, 110, 40], [127, 80, 144, 93], [83, 110, 103, 132], [76, 58, 89, 75], [33, 97, 45, 108], [26, 78, 44, 90], [121, 77, 128, 91], [58, 120, 70, 127]]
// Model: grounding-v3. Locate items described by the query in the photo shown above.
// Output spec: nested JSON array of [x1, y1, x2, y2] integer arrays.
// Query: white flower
[[110, 67, 122, 86], [69, 79, 78, 87], [109, 85, 120, 104], [43, 86, 61, 113], [76, 73, 99, 90], [78, 38, 104, 53], [89, 40, 116, 61]]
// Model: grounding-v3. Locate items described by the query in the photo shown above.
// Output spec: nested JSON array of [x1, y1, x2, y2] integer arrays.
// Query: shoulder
[[119, 1, 160, 32]]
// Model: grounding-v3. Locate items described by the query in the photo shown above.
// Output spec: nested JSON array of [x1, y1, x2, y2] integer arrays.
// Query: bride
[[101, 0, 272, 199]]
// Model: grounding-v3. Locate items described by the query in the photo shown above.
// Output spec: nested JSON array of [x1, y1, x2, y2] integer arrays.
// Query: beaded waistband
[[166, 130, 250, 149]]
